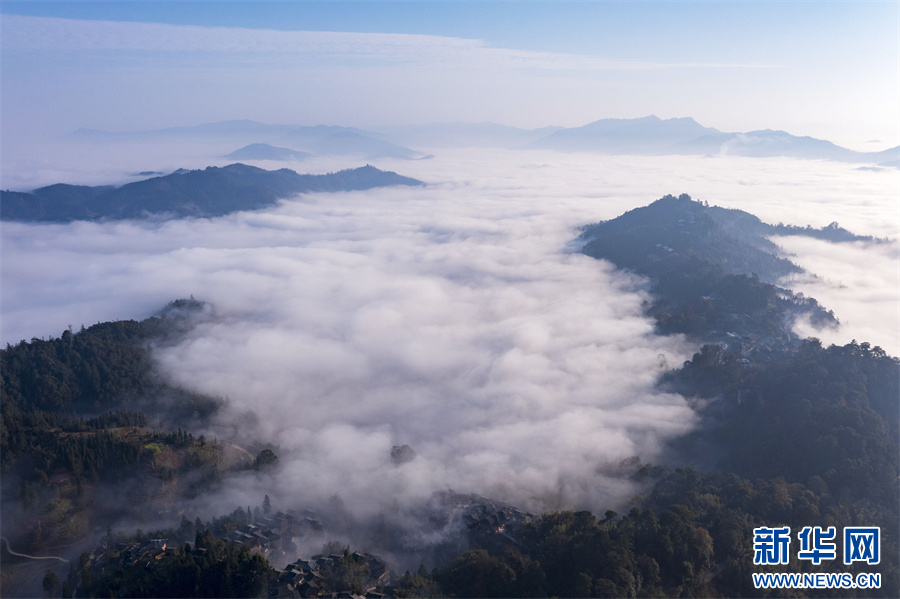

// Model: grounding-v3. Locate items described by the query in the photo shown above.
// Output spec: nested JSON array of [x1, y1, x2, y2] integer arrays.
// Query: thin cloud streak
[[2, 15, 772, 72]]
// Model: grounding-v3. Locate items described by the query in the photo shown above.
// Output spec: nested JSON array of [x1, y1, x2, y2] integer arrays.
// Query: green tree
[[253, 449, 278, 470], [42, 571, 59, 597]]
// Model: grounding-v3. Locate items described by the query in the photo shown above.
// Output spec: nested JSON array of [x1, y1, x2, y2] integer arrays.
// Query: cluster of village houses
[[115, 537, 176, 569], [461, 499, 530, 534], [97, 496, 534, 597], [269, 552, 393, 599], [266, 498, 533, 598], [224, 510, 315, 553], [109, 510, 320, 572]]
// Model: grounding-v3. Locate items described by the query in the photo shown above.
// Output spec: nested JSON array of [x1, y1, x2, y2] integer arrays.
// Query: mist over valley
[[2, 4, 898, 596], [3, 139, 898, 596]]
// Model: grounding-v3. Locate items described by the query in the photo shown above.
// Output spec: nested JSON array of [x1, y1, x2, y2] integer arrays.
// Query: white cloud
[[2, 15, 760, 71], [1, 14, 797, 142], [3, 150, 897, 530], [777, 236, 900, 355], [2, 150, 699, 517]]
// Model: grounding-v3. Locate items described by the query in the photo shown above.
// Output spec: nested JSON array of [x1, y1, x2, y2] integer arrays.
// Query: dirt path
[[0, 536, 70, 562]]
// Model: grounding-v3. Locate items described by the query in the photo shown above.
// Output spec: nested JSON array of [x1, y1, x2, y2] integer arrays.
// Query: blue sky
[[2, 1, 898, 149]]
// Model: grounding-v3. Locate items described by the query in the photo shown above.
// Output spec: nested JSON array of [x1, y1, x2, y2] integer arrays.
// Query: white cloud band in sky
[[3, 12, 894, 149]]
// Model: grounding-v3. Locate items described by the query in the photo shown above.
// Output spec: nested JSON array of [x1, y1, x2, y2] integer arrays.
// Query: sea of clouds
[[2, 149, 897, 533]]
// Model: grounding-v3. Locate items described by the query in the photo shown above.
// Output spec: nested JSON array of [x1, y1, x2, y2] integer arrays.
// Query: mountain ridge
[[530, 116, 898, 163], [225, 143, 312, 161], [1, 163, 424, 223], [63, 117, 898, 164], [579, 194, 847, 345], [66, 120, 427, 160]]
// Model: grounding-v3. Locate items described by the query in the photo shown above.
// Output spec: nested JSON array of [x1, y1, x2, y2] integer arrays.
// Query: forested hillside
[[0, 300, 241, 596], [1, 299, 217, 418], [580, 194, 839, 343]]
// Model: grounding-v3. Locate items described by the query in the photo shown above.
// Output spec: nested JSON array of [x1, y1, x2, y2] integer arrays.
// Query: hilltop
[[225, 143, 312, 162], [578, 194, 865, 347]]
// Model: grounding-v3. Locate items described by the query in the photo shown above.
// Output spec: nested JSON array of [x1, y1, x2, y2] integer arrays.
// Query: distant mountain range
[[1, 164, 424, 222], [371, 122, 564, 149], [528, 116, 899, 164], [276, 125, 426, 160], [530, 116, 723, 154], [63, 117, 898, 165], [225, 143, 312, 161], [375, 116, 898, 164], [67, 121, 428, 161]]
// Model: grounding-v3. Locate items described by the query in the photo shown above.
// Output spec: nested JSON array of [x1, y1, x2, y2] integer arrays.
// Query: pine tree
[[42, 571, 59, 597]]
